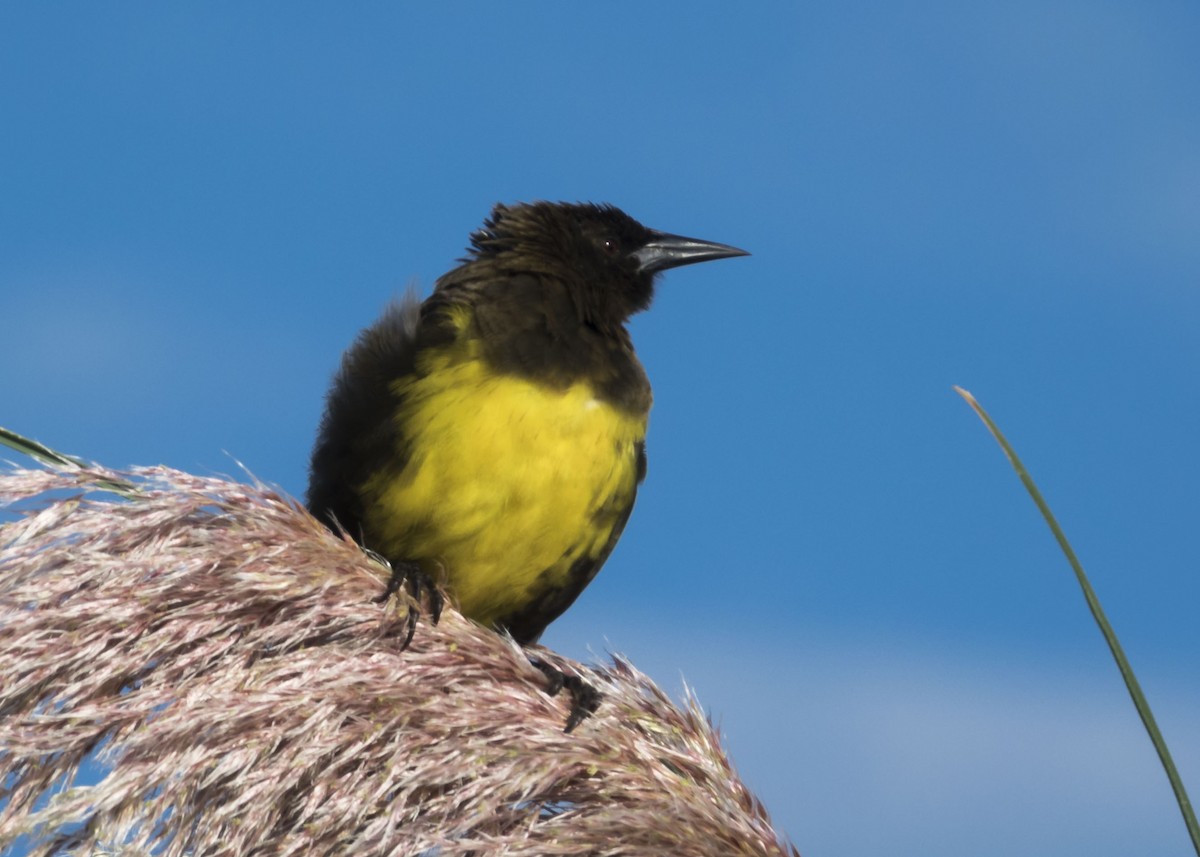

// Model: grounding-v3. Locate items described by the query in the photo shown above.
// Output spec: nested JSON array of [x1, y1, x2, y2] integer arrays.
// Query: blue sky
[[3, 3, 1200, 854]]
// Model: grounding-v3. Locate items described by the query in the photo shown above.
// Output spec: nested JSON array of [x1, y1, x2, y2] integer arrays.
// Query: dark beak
[[632, 230, 750, 274]]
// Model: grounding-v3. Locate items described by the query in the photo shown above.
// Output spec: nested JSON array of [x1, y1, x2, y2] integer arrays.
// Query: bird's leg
[[529, 657, 602, 733], [364, 549, 445, 648]]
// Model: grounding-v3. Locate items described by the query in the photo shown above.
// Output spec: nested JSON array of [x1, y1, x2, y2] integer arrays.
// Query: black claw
[[531, 658, 602, 732], [428, 586, 445, 625], [363, 549, 400, 604], [400, 605, 418, 651], [407, 568, 424, 602], [561, 676, 602, 733], [533, 659, 566, 696], [363, 551, 442, 648]]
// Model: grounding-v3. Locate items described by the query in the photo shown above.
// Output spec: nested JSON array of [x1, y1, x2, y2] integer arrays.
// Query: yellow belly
[[360, 351, 646, 629]]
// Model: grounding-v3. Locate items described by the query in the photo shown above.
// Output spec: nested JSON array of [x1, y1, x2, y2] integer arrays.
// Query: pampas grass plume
[[1, 465, 796, 856]]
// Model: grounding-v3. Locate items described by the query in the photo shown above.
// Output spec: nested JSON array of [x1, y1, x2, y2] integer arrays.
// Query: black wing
[[306, 293, 423, 539]]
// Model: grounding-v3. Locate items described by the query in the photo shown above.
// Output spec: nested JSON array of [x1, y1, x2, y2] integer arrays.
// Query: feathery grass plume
[[0, 464, 798, 857]]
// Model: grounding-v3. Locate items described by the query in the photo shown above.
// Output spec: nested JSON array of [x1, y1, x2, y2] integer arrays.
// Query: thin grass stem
[[955, 386, 1199, 855], [0, 426, 137, 497]]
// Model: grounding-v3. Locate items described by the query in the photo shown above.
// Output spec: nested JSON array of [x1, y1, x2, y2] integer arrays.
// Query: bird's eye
[[601, 237, 620, 257]]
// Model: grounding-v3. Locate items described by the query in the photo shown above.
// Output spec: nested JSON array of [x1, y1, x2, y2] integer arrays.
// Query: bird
[[306, 201, 747, 726]]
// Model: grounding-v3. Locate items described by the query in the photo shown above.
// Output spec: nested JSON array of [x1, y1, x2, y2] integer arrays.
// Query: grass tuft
[[1, 458, 796, 857]]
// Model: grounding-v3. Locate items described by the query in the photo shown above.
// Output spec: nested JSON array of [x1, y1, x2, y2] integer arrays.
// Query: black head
[[466, 201, 748, 327]]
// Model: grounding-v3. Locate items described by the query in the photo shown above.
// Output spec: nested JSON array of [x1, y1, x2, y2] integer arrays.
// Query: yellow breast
[[360, 344, 647, 629]]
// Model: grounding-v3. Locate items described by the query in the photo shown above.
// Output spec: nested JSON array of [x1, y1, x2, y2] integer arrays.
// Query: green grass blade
[[954, 386, 1199, 855], [0, 425, 138, 498], [0, 425, 91, 469]]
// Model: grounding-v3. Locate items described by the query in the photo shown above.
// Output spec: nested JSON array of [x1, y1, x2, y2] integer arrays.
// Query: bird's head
[[467, 201, 748, 328]]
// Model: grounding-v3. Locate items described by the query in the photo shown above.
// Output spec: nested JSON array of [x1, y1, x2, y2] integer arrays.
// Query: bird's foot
[[364, 549, 444, 649], [530, 657, 602, 733]]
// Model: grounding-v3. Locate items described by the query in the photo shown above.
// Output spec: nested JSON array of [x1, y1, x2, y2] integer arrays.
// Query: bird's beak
[[632, 230, 750, 274]]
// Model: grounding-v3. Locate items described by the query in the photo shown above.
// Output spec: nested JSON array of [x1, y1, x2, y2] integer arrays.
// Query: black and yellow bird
[[307, 201, 746, 719]]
